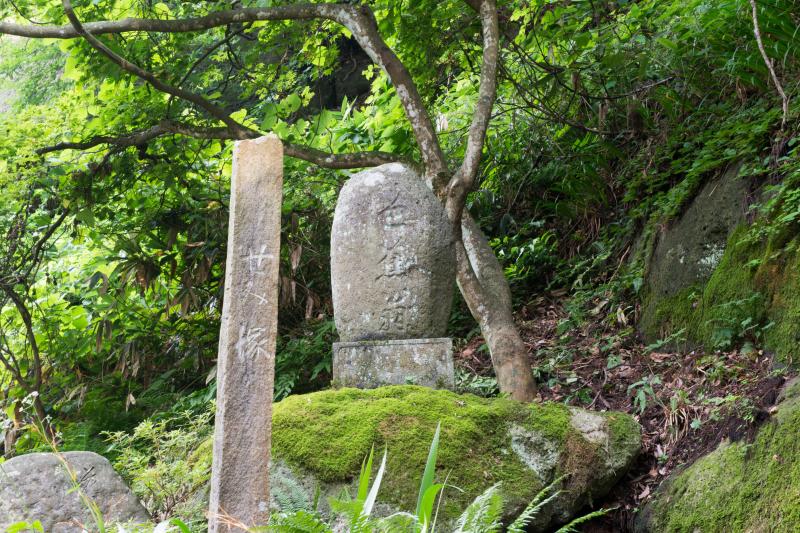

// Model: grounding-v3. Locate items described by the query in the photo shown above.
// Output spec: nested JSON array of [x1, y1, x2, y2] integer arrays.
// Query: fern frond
[[453, 482, 503, 533], [267, 510, 332, 533], [507, 490, 561, 533], [507, 476, 565, 533], [555, 507, 614, 533]]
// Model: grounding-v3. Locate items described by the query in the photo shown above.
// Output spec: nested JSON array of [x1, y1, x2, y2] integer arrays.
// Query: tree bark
[[442, 0, 536, 401], [459, 215, 536, 401]]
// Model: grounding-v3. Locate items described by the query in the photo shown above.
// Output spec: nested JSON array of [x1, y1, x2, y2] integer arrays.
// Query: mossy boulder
[[637, 378, 800, 532], [638, 157, 800, 361], [268, 385, 640, 529], [641, 162, 749, 313], [640, 224, 800, 360], [639, 161, 754, 344]]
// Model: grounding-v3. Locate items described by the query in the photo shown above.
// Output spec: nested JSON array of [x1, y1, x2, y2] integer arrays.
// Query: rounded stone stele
[[331, 163, 455, 341]]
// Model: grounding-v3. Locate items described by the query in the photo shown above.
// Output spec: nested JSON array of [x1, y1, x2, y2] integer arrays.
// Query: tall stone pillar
[[209, 136, 282, 531], [331, 163, 456, 389]]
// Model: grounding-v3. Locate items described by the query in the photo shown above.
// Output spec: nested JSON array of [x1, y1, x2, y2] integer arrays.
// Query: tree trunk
[[457, 215, 537, 402]]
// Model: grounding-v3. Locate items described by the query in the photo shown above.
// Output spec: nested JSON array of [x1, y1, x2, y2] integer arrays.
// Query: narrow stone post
[[209, 135, 283, 532]]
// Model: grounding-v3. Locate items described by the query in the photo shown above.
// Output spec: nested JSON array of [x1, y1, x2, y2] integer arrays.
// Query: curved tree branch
[[444, 0, 499, 222], [7, 3, 447, 177], [62, 0, 255, 138], [37, 120, 407, 169], [341, 7, 448, 181], [445, 1, 538, 400]]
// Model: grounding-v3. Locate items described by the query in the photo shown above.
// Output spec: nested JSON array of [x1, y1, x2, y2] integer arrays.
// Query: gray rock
[[331, 163, 456, 342], [639, 160, 753, 341], [332, 337, 454, 388], [0, 451, 149, 531], [647, 161, 749, 299]]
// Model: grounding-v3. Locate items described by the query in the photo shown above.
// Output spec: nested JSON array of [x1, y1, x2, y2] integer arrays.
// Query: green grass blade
[[362, 447, 387, 517], [357, 444, 375, 502], [418, 483, 445, 527], [416, 421, 441, 518]]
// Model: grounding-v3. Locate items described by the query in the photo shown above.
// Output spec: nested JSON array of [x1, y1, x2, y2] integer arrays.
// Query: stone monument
[[331, 163, 456, 388], [209, 136, 282, 531]]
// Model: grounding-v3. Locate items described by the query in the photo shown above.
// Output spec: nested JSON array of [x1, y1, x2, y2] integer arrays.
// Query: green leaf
[[357, 445, 375, 502], [4, 402, 15, 421], [282, 94, 302, 114], [169, 518, 192, 533], [6, 522, 44, 533], [362, 447, 386, 517], [415, 421, 441, 518]]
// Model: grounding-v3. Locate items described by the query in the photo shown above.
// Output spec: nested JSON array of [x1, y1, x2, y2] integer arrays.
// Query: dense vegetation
[[0, 0, 798, 529]]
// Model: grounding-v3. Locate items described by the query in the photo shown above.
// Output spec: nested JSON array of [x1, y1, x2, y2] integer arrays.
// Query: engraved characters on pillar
[[241, 244, 274, 306], [376, 194, 425, 336]]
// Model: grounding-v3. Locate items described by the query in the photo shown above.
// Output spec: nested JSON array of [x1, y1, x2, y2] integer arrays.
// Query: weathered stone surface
[[269, 386, 641, 530], [639, 161, 753, 341], [0, 451, 149, 531], [636, 377, 800, 532], [209, 135, 282, 531], [332, 338, 454, 388], [331, 163, 456, 342]]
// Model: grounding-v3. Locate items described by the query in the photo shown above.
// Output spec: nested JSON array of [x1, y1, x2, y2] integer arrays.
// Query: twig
[[749, 0, 790, 129]]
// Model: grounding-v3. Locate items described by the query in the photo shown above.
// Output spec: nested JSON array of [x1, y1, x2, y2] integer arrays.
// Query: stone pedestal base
[[333, 338, 454, 389]]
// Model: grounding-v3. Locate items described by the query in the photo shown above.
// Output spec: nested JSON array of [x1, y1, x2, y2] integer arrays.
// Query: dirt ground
[[454, 294, 793, 532]]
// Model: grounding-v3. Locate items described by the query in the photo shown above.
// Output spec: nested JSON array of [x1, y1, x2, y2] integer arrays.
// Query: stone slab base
[[333, 338, 454, 389]]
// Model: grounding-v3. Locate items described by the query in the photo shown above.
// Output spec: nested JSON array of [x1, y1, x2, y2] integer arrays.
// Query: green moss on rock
[[272, 385, 640, 526], [639, 379, 800, 532], [641, 224, 800, 362]]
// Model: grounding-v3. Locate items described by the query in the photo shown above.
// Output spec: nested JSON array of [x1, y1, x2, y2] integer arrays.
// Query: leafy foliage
[[106, 406, 214, 526], [0, 2, 797, 527]]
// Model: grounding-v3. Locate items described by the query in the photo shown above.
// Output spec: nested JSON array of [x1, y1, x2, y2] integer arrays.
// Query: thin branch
[[171, 26, 248, 107], [0, 287, 42, 391], [62, 0, 255, 138], [443, 0, 500, 359], [37, 120, 408, 169], [36, 124, 173, 154], [445, 0, 499, 221], [21, 210, 70, 281], [0, 344, 26, 390], [282, 143, 411, 169], [749, 0, 789, 129], [0, 5, 340, 38]]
